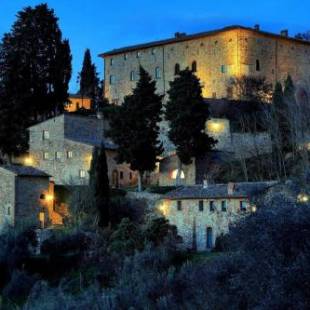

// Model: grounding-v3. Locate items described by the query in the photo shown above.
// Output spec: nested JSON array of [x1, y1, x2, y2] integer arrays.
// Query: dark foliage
[[108, 66, 163, 190], [165, 68, 216, 165], [0, 4, 72, 158]]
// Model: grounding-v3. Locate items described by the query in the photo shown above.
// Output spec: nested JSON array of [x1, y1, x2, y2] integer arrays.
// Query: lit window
[[110, 75, 116, 85], [130, 71, 135, 81], [192, 61, 197, 72], [177, 200, 182, 211], [155, 67, 161, 79], [67, 151, 73, 159], [210, 201, 215, 212], [43, 130, 49, 140], [171, 169, 185, 179], [240, 201, 247, 211], [43, 152, 49, 160], [79, 169, 86, 179], [55, 152, 62, 160], [199, 200, 204, 212], [207, 120, 225, 134], [221, 201, 227, 212]]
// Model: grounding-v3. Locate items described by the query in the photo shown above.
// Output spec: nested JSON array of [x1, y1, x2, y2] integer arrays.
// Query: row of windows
[[43, 151, 73, 160], [176, 200, 247, 212], [109, 60, 261, 85]]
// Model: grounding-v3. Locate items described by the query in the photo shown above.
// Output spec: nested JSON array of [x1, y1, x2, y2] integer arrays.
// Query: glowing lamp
[[297, 193, 309, 203], [24, 157, 33, 166], [45, 194, 54, 202], [251, 205, 257, 213], [207, 120, 225, 134]]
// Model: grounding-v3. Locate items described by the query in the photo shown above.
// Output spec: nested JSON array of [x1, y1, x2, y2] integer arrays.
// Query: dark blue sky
[[1, 0, 310, 92]]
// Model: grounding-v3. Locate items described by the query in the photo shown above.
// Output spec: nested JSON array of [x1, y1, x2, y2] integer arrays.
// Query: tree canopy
[[108, 66, 163, 191], [165, 68, 216, 165], [0, 3, 72, 158]]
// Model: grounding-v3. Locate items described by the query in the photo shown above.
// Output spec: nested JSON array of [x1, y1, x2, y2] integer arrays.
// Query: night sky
[[1, 0, 309, 92]]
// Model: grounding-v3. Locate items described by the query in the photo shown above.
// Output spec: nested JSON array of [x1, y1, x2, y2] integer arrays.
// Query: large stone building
[[101, 25, 310, 104], [159, 181, 275, 251], [28, 114, 136, 188], [0, 165, 54, 231]]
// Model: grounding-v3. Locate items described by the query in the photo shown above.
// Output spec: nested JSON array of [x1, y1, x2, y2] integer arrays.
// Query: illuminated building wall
[[102, 26, 310, 104]]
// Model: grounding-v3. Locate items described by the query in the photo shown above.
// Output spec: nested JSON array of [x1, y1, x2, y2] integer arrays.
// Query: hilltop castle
[[101, 25, 310, 104]]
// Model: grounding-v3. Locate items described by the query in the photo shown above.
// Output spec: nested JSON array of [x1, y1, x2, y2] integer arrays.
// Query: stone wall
[[103, 27, 310, 104], [159, 197, 251, 251], [0, 170, 15, 229], [15, 176, 52, 228]]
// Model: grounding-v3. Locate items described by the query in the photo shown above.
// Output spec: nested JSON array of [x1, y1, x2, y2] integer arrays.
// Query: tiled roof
[[100, 25, 310, 57], [164, 181, 277, 200], [1, 165, 50, 177]]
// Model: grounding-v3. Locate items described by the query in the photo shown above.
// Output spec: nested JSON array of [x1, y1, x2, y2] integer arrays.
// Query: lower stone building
[[0, 165, 56, 231], [158, 181, 275, 251]]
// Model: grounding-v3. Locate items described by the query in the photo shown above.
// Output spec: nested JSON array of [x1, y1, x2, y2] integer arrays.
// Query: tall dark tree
[[79, 49, 101, 110], [108, 67, 163, 191], [0, 4, 72, 159], [165, 68, 216, 182], [89, 145, 110, 227]]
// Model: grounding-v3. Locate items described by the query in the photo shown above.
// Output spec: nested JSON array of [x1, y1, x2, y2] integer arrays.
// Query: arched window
[[256, 59, 260, 71], [175, 63, 180, 75], [155, 67, 161, 79], [130, 71, 135, 81], [192, 61, 197, 72]]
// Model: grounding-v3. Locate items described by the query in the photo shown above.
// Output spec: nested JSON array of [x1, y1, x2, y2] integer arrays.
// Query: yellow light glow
[[251, 205, 257, 213], [171, 169, 185, 180], [297, 193, 309, 203], [158, 202, 168, 216], [207, 121, 225, 134], [24, 157, 33, 166], [45, 194, 54, 202]]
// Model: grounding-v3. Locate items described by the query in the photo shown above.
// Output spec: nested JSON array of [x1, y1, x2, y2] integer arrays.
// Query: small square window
[[199, 200, 204, 212], [67, 151, 73, 159], [210, 201, 215, 212], [43, 130, 49, 140], [177, 200, 182, 211], [43, 152, 49, 160], [55, 152, 62, 160], [124, 53, 128, 60], [136, 51, 141, 58], [240, 201, 247, 212], [79, 170, 86, 179], [221, 201, 227, 212]]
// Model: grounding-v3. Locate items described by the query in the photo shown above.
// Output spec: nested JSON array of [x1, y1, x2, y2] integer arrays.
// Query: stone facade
[[0, 166, 53, 231], [101, 25, 310, 104], [28, 114, 137, 187], [159, 182, 275, 251]]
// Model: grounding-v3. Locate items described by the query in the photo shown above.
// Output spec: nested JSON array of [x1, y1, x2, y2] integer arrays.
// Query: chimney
[[174, 32, 186, 39], [227, 182, 235, 195], [280, 29, 289, 37], [254, 24, 260, 31]]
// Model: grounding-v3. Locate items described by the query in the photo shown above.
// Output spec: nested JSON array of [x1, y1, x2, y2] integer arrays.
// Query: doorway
[[206, 227, 213, 249]]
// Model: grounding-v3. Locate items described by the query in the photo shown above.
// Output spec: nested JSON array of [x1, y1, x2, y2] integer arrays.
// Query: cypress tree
[[165, 68, 216, 181], [108, 66, 163, 191], [0, 4, 72, 159], [79, 49, 100, 109], [89, 145, 110, 227]]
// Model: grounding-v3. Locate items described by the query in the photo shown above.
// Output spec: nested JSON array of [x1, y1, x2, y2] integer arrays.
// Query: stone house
[[65, 94, 92, 113], [158, 181, 275, 251], [0, 165, 55, 231], [28, 113, 137, 188], [101, 25, 310, 105]]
